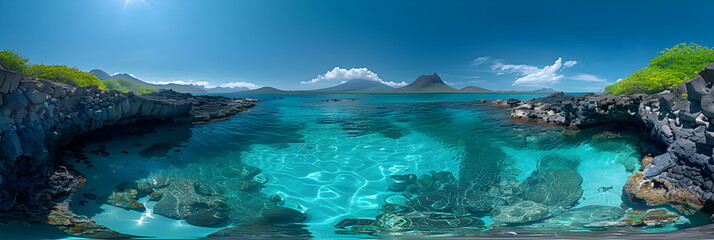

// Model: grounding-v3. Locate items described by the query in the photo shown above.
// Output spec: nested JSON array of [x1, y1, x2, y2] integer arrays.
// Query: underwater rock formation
[[48, 206, 138, 239], [207, 223, 312, 239], [520, 205, 626, 231], [491, 200, 550, 224], [337, 164, 585, 235], [103, 191, 146, 212], [150, 176, 229, 220], [147, 173, 279, 227], [623, 171, 704, 215], [499, 63, 714, 216], [335, 211, 484, 236], [260, 206, 307, 224], [585, 208, 687, 228], [0, 67, 256, 216], [522, 169, 583, 208]]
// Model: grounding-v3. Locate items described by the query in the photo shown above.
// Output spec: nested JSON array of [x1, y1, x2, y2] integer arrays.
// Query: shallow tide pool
[[37, 93, 689, 239]]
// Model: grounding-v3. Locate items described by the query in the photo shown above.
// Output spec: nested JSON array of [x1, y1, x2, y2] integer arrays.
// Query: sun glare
[[123, 0, 149, 9]]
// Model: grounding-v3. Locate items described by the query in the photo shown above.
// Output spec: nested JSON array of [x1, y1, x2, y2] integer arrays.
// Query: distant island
[[91, 69, 251, 94], [532, 87, 558, 92], [239, 73, 559, 94]]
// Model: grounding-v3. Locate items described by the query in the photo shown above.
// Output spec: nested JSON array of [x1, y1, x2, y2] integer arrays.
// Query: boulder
[[0, 70, 21, 94], [659, 93, 678, 113], [699, 63, 714, 83], [17, 125, 47, 161], [4, 91, 29, 111], [700, 91, 714, 118], [643, 153, 677, 178], [706, 131, 714, 146], [685, 76, 709, 102], [0, 116, 13, 131], [24, 88, 47, 104], [0, 130, 23, 160]]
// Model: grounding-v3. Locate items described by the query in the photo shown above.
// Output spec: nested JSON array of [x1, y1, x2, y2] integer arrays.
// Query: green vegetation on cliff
[[24, 64, 109, 90], [0, 50, 157, 94], [605, 43, 714, 95], [0, 50, 29, 72], [101, 79, 158, 94]]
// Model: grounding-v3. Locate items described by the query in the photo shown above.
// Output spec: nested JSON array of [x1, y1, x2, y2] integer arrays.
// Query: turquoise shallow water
[[23, 93, 694, 239]]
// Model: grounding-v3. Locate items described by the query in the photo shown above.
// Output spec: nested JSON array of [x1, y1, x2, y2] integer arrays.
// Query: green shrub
[[0, 50, 29, 72], [24, 64, 108, 90], [605, 43, 714, 95], [101, 79, 157, 94]]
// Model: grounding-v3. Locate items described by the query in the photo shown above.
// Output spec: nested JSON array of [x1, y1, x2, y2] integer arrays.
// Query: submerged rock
[[517, 205, 626, 231], [104, 191, 145, 212], [48, 207, 139, 239], [335, 219, 380, 235], [184, 210, 229, 227], [150, 175, 171, 188], [151, 176, 229, 224], [376, 211, 484, 231], [149, 191, 163, 201], [207, 223, 311, 239], [585, 208, 687, 228], [522, 169, 583, 207], [261, 207, 307, 224], [269, 194, 283, 203], [538, 154, 581, 172], [491, 201, 550, 224]]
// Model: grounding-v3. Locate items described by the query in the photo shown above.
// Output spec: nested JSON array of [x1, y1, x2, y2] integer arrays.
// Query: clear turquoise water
[[40, 93, 669, 239]]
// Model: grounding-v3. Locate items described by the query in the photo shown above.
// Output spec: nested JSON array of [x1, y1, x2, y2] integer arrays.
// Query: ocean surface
[[15, 93, 703, 239]]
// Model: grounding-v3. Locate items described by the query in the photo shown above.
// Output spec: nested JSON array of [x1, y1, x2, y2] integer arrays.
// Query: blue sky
[[1, 0, 713, 92]]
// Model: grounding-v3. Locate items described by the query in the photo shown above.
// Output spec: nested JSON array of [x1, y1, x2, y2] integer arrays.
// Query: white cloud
[[471, 56, 491, 66], [512, 58, 566, 86], [488, 57, 577, 86], [219, 81, 260, 89], [303, 67, 407, 87], [564, 60, 578, 67], [491, 60, 541, 75], [570, 74, 606, 82]]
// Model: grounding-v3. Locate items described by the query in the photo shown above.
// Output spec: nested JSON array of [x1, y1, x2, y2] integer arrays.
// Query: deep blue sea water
[[20, 93, 687, 239]]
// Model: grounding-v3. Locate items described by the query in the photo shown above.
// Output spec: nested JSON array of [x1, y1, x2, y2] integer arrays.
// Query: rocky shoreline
[[493, 63, 714, 219], [0, 66, 256, 235]]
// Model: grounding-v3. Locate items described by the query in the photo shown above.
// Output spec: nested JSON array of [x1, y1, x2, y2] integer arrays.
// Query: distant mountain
[[391, 73, 459, 93], [313, 79, 393, 93], [239, 86, 288, 93], [460, 86, 492, 93], [91, 69, 112, 80], [90, 69, 207, 93], [100, 79, 158, 94], [533, 88, 558, 92]]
